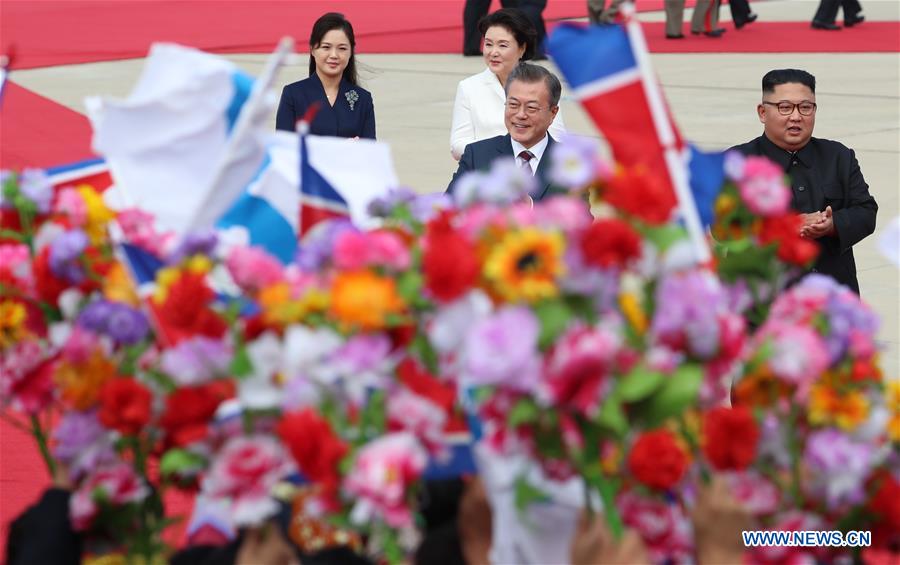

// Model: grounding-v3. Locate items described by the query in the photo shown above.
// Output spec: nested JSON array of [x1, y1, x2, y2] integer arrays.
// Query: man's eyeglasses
[[506, 101, 548, 116], [762, 101, 817, 116]]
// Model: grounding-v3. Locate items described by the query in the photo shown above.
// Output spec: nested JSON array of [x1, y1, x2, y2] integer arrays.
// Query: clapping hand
[[800, 206, 835, 239]]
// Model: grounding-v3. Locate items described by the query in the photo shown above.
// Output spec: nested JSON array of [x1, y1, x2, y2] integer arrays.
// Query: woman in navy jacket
[[276, 13, 376, 139]]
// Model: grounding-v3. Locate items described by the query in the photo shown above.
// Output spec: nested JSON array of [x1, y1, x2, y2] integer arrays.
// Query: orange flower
[[0, 299, 29, 348], [808, 384, 869, 431], [733, 365, 792, 408], [54, 350, 118, 410], [329, 270, 405, 331]]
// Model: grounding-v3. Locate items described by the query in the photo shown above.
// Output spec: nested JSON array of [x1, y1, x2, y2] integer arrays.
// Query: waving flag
[[86, 43, 261, 234], [218, 130, 398, 260], [548, 16, 711, 262], [45, 157, 112, 191]]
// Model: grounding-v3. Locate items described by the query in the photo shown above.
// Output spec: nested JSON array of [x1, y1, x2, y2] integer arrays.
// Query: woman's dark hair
[[308, 12, 358, 86], [477, 8, 537, 61]]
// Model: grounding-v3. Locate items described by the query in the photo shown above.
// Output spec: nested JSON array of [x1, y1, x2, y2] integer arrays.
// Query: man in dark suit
[[731, 68, 877, 294], [447, 63, 567, 201]]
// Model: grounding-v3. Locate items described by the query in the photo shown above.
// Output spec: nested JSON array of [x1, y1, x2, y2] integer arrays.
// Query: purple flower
[[804, 429, 874, 510], [168, 230, 218, 264], [294, 219, 356, 272], [49, 229, 89, 282], [160, 336, 233, 386], [460, 306, 541, 391], [78, 300, 150, 346], [19, 169, 54, 214], [408, 192, 453, 223], [549, 134, 601, 189], [52, 410, 116, 481], [651, 270, 726, 359], [367, 186, 418, 217], [481, 157, 536, 203]]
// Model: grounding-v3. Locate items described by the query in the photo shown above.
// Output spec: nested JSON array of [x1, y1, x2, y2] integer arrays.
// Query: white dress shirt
[[450, 67, 566, 161], [511, 135, 549, 176]]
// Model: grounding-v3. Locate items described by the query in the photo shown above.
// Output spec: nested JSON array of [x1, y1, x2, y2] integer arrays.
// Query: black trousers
[[812, 0, 862, 24], [462, 0, 548, 56], [729, 0, 753, 25]]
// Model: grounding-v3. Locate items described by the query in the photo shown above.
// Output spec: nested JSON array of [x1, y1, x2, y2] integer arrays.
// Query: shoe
[[845, 14, 865, 27], [735, 12, 758, 29], [811, 20, 842, 30], [666, 33, 685, 39], [704, 28, 726, 37]]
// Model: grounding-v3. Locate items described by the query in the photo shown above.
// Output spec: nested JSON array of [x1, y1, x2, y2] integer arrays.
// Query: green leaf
[[716, 244, 777, 281], [411, 332, 439, 375], [514, 476, 550, 513], [534, 299, 573, 349], [160, 449, 205, 476], [507, 399, 540, 427], [396, 269, 424, 305], [636, 364, 704, 428], [230, 341, 253, 378], [638, 224, 686, 252], [596, 395, 627, 437], [615, 367, 665, 403]]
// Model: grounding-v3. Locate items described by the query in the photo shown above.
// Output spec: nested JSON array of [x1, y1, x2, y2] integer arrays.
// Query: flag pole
[[186, 36, 294, 230], [620, 4, 711, 264]]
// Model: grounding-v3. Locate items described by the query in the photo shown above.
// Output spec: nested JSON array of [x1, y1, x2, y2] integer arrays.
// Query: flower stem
[[29, 413, 57, 478], [594, 471, 624, 540]]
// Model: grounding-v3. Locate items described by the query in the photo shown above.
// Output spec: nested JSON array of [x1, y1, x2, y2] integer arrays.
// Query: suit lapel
[[534, 136, 555, 200]]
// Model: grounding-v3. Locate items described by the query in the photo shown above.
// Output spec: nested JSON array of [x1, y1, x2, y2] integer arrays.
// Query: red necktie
[[518, 150, 534, 174]]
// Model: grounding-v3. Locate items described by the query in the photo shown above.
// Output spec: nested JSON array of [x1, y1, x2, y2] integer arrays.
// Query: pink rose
[[540, 323, 621, 416], [738, 156, 791, 217], [388, 389, 448, 461], [344, 432, 427, 528], [225, 245, 284, 292], [70, 462, 148, 530], [203, 435, 293, 526]]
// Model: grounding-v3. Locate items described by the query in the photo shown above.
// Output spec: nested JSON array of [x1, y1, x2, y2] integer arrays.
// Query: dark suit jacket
[[275, 73, 376, 139], [730, 134, 877, 294], [446, 134, 567, 201]]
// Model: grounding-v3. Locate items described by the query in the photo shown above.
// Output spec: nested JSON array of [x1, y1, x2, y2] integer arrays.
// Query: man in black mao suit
[[447, 63, 567, 201], [731, 68, 877, 294]]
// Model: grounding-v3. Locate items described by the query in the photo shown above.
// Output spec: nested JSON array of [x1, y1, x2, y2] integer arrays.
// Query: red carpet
[[1, 1, 894, 71], [0, 82, 99, 170]]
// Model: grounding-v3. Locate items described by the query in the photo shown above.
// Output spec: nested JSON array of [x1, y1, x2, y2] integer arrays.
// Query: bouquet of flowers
[[706, 274, 899, 563], [711, 151, 820, 325]]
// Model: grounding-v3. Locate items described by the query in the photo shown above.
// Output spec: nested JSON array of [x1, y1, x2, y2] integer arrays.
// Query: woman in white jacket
[[450, 8, 566, 161]]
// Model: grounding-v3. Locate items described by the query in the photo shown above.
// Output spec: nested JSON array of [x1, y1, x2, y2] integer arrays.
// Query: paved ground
[[11, 0, 899, 375]]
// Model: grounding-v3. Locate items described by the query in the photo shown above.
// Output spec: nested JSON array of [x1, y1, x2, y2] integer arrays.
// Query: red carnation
[[603, 167, 677, 225], [422, 212, 479, 302], [628, 430, 687, 490], [160, 381, 234, 447], [277, 409, 348, 508], [154, 272, 227, 344], [98, 377, 153, 435], [758, 215, 819, 266], [868, 473, 900, 548], [702, 406, 759, 471], [580, 218, 642, 269], [397, 357, 468, 433], [32, 247, 70, 304]]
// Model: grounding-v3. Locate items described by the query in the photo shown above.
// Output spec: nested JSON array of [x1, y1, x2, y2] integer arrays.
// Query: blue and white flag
[[218, 131, 399, 263], [85, 43, 261, 234]]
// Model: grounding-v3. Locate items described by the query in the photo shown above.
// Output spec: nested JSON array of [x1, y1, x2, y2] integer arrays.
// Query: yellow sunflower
[[329, 270, 406, 331], [483, 228, 565, 303]]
